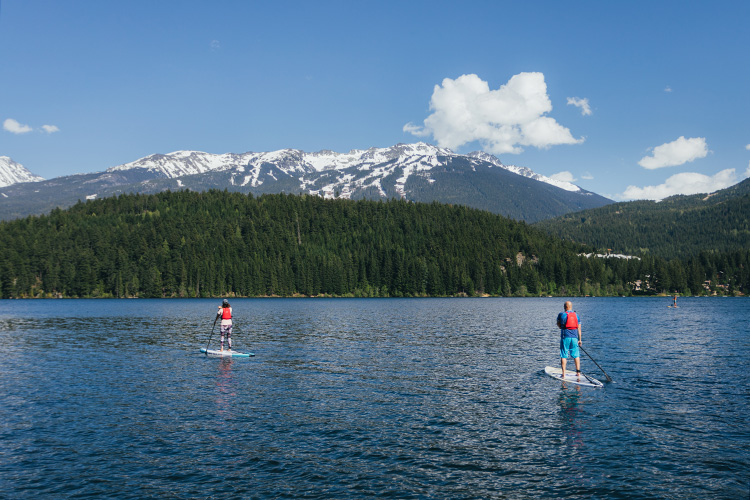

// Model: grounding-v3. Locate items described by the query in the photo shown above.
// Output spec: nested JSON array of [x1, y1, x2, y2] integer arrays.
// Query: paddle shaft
[[205, 319, 218, 353], [563, 348, 597, 385], [578, 369, 597, 386], [580, 345, 613, 382]]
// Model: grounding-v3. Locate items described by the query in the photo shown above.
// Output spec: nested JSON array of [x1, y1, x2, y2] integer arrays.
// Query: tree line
[[0, 190, 747, 298], [535, 178, 750, 259]]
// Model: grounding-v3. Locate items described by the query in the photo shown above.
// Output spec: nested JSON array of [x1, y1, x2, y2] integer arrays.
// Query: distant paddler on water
[[548, 300, 609, 386], [214, 299, 234, 351], [556, 301, 582, 379], [202, 299, 254, 357]]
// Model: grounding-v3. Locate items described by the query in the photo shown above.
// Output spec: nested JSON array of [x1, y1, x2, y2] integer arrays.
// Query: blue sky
[[2, 0, 749, 200]]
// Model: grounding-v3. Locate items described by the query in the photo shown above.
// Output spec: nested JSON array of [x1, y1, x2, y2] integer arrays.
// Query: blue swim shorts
[[560, 337, 579, 359]]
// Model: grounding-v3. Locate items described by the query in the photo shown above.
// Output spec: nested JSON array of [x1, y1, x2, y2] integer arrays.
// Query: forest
[[536, 177, 750, 259], [0, 190, 748, 298]]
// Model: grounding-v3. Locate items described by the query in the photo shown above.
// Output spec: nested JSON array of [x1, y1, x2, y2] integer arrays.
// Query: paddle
[[205, 317, 218, 354], [580, 345, 613, 382], [577, 365, 598, 386]]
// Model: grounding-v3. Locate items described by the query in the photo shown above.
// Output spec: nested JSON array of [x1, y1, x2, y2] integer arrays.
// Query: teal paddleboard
[[201, 348, 254, 358]]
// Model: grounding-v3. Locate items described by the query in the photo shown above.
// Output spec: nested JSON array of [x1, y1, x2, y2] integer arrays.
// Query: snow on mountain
[[467, 151, 581, 193], [0, 143, 612, 223], [107, 151, 254, 178], [105, 142, 585, 197], [294, 143, 452, 198], [0, 144, 583, 196], [0, 157, 45, 187]]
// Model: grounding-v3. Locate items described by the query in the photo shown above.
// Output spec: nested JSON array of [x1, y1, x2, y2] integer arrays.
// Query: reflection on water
[[0, 297, 748, 499], [215, 358, 235, 418], [558, 386, 584, 450]]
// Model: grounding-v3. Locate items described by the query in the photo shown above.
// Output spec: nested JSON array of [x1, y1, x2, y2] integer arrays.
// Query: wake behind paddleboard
[[201, 348, 254, 358], [545, 366, 603, 387]]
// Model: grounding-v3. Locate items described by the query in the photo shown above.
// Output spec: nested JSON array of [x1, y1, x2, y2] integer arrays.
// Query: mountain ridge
[[0, 143, 611, 222]]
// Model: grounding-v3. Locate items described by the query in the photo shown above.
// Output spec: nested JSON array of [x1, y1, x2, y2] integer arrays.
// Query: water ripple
[[0, 297, 748, 498]]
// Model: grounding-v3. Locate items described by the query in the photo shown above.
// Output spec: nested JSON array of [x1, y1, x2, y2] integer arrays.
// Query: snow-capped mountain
[[0, 143, 611, 222], [108, 150, 256, 179], [466, 151, 580, 192], [0, 157, 44, 187], [106, 142, 580, 198], [107, 143, 456, 181]]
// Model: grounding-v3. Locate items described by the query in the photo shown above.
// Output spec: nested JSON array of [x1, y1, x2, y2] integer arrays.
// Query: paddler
[[214, 299, 233, 351], [556, 301, 582, 379]]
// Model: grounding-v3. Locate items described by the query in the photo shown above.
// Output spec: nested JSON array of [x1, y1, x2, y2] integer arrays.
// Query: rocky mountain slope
[[0, 143, 611, 222]]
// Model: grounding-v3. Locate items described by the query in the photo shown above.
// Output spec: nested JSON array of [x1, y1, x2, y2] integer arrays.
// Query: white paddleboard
[[545, 366, 603, 387], [200, 348, 254, 358]]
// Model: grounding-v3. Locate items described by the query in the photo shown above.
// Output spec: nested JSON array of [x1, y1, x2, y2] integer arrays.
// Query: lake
[[1, 297, 748, 499]]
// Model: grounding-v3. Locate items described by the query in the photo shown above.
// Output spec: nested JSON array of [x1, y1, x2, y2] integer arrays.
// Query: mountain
[[0, 143, 611, 222], [0, 156, 44, 187], [535, 177, 750, 259]]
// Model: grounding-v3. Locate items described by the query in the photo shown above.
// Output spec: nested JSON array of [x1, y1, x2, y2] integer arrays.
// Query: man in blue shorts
[[556, 301, 582, 378]]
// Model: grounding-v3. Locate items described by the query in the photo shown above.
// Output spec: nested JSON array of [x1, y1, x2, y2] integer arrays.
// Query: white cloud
[[581, 172, 594, 180], [210, 40, 221, 50], [621, 168, 737, 201], [404, 72, 583, 155], [638, 136, 708, 169], [746, 161, 750, 178], [3, 118, 33, 134], [567, 97, 592, 116], [550, 171, 576, 182], [745, 144, 750, 150], [41, 124, 59, 134], [664, 86, 673, 93], [402, 122, 429, 137]]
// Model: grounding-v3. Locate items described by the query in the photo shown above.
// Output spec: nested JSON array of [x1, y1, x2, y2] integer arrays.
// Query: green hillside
[[535, 177, 750, 259], [1, 191, 747, 298]]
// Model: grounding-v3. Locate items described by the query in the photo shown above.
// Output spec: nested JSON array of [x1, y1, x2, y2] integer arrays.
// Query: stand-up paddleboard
[[545, 366, 603, 387], [201, 348, 254, 358]]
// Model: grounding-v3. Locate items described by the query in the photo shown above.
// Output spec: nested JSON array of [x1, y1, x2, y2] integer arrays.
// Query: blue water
[[0, 297, 748, 499]]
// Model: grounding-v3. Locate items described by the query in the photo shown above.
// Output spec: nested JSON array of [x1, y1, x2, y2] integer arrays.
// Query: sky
[[1, 0, 749, 201]]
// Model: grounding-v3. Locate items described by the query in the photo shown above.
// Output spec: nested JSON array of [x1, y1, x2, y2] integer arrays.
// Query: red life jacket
[[221, 307, 232, 320], [564, 312, 578, 329]]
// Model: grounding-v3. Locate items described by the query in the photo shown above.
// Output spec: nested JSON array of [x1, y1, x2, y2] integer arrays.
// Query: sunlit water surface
[[1, 297, 748, 499]]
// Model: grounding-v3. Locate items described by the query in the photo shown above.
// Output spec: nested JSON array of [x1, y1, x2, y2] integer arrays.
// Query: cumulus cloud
[[3, 118, 33, 134], [621, 169, 738, 201], [550, 171, 576, 182], [404, 72, 583, 155], [581, 172, 594, 180], [664, 86, 673, 93], [745, 144, 750, 150], [638, 136, 708, 169], [41, 124, 60, 133], [567, 97, 592, 116]]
